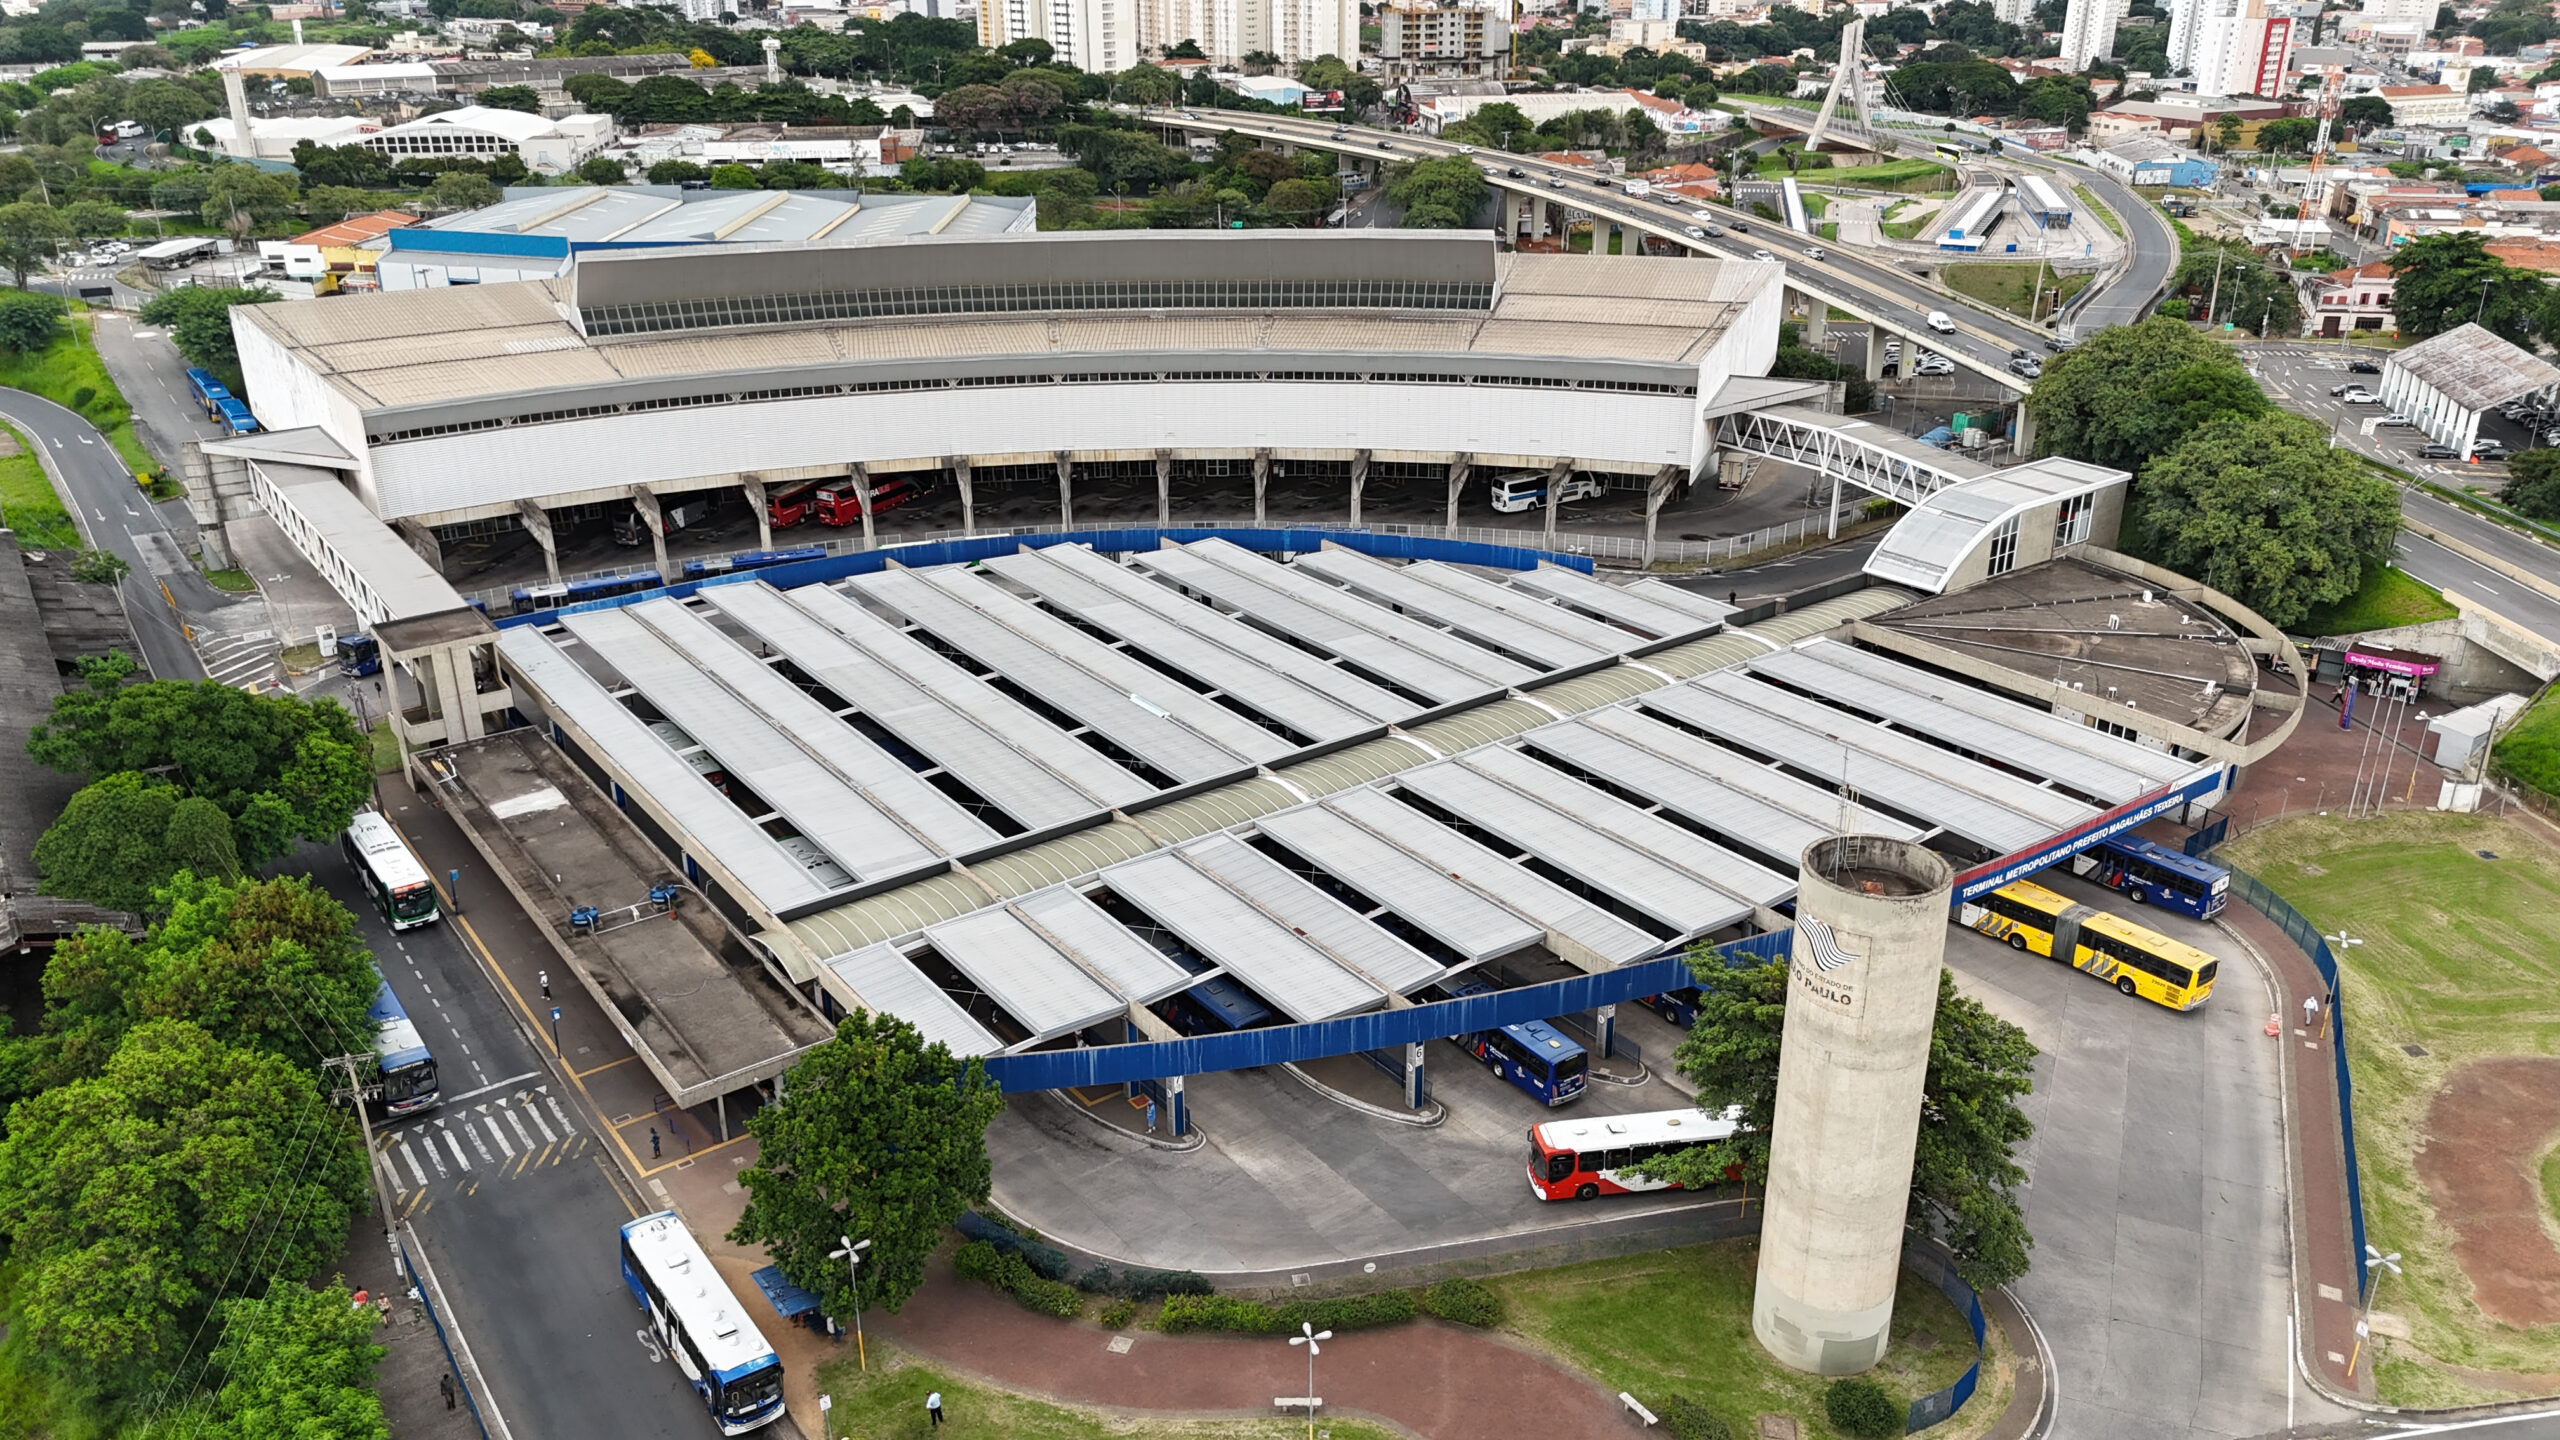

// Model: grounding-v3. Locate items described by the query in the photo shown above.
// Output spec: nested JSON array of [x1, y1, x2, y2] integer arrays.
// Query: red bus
[[766, 481, 824, 529], [812, 475, 930, 527], [1527, 1105, 1743, 1202]]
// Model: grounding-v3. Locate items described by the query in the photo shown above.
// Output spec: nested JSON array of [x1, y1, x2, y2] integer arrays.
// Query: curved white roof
[[1864, 457, 2128, 594]]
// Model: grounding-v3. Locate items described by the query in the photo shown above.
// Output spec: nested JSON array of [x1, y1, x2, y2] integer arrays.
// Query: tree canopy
[[31, 770, 240, 915], [197, 1280, 390, 1440], [1384, 154, 1487, 229], [2502, 447, 2560, 524], [2025, 316, 2269, 472], [135, 284, 278, 372], [2132, 411, 2403, 629], [731, 1011, 1005, 1318], [2387, 232, 2547, 345]]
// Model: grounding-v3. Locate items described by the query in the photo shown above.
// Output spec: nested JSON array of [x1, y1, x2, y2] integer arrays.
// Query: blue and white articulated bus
[[619, 1211, 786, 1435], [369, 976, 440, 1117]]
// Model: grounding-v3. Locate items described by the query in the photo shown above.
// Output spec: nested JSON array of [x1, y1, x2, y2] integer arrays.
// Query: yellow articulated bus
[[1960, 878, 2218, 1011]]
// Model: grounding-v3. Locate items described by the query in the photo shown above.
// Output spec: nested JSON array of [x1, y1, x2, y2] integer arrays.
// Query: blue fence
[[1901, 1242, 1989, 1433], [495, 525, 1594, 630], [396, 1227, 494, 1440], [2218, 863, 2369, 1295]]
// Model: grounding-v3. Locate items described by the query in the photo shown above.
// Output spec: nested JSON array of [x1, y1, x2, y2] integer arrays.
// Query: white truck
[[1621, 178, 1651, 197]]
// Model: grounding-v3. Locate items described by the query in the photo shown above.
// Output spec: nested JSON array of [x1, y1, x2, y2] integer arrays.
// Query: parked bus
[[337, 632, 381, 677], [618, 1211, 787, 1435], [342, 810, 440, 931], [185, 367, 229, 419], [509, 570, 665, 612], [1487, 469, 1605, 514], [369, 975, 440, 1116], [1527, 1105, 1743, 1202], [2072, 837, 2228, 919], [765, 480, 825, 529], [1445, 982, 1588, 1107], [1635, 986, 1702, 1028], [213, 397, 261, 435], [1961, 878, 2218, 1011], [811, 475, 930, 527], [1156, 974, 1274, 1036]]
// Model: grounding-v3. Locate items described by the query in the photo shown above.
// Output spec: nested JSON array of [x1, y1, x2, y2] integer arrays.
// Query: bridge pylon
[[1802, 19, 1881, 154]]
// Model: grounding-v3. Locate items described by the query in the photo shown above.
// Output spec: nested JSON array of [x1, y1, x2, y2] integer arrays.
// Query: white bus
[[1526, 1105, 1744, 1201], [619, 1211, 787, 1434], [1489, 469, 1606, 513], [341, 810, 440, 931]]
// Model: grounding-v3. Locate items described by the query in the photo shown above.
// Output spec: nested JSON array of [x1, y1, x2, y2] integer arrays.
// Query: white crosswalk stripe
[[443, 1129, 471, 1172], [505, 1107, 537, 1150], [463, 1117, 494, 1165], [525, 1103, 558, 1144], [400, 1144, 427, 1188], [545, 1094, 577, 1137], [420, 1136, 448, 1179], [483, 1115, 514, 1158]]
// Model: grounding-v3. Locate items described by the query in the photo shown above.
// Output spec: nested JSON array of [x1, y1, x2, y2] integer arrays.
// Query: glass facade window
[[1985, 515, 2020, 576]]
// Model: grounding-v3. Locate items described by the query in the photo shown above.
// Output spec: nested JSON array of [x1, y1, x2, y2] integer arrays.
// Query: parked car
[[2329, 382, 2367, 397], [1913, 357, 1955, 377], [2340, 389, 2381, 404], [2470, 443, 2511, 461], [2376, 413, 2416, 427], [2418, 443, 2460, 459], [2347, 359, 2381, 374]]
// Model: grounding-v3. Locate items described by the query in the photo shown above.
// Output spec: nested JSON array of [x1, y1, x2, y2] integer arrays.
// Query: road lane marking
[[400, 1144, 428, 1188], [547, 1095, 577, 1135], [526, 1104, 558, 1144], [443, 1129, 471, 1171], [438, 1070, 539, 1105], [420, 1138, 448, 1179], [463, 1121, 494, 1165], [484, 1118, 513, 1157], [505, 1107, 538, 1150]]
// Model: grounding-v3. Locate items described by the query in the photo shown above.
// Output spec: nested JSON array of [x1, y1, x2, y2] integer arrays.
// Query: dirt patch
[[2418, 1057, 2560, 1326]]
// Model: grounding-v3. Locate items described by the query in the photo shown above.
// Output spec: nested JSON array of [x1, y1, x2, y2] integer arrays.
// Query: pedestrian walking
[[539, 970, 551, 1000], [650, 1127, 661, 1159], [2303, 994, 2322, 1035], [926, 1390, 944, 1427], [441, 1373, 456, 1411]]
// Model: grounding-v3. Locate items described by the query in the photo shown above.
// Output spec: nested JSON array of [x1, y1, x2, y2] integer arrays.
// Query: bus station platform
[[424, 726, 833, 1124]]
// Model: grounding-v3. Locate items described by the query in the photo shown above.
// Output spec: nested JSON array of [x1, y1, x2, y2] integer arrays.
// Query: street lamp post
[[831, 1236, 873, 1371], [2348, 1245, 2402, 1377], [1288, 1321, 1331, 1440]]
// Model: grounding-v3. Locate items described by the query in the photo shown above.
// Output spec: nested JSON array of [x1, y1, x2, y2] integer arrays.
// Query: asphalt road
[[0, 386, 236, 681], [301, 830, 717, 1440], [91, 309, 231, 513]]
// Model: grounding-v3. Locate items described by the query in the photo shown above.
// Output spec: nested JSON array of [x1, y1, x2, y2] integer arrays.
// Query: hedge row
[[1158, 1289, 1418, 1335], [1073, 1263, 1214, 1299], [1418, 1277, 1502, 1328], [953, 1240, 1081, 1319]]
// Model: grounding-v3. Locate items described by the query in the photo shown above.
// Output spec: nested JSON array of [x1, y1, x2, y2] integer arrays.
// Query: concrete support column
[[1348, 448, 1370, 526], [1403, 1040, 1428, 1110], [2014, 406, 2038, 455], [1864, 330, 1887, 383], [1595, 1003, 1617, 1060], [627, 488, 670, 579], [848, 461, 876, 552], [1542, 456, 1572, 545], [1446, 451, 1471, 532], [1166, 1075, 1189, 1137], [739, 475, 771, 551], [1804, 304, 1827, 348], [1054, 450, 1075, 529], [948, 455, 975, 537], [1252, 447, 1271, 526], [1642, 463, 1680, 569], [515, 499, 560, 584], [1155, 448, 1173, 527], [1827, 464, 1843, 540]]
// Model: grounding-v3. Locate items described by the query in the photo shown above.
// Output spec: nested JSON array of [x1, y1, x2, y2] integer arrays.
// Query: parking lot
[[2252, 344, 2538, 478]]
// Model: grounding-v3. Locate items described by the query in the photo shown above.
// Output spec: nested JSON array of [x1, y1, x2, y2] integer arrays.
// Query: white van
[[1925, 311, 1957, 333], [1489, 470, 1606, 513]]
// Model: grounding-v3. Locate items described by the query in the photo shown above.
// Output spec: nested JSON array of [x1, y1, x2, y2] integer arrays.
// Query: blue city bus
[[185, 367, 229, 419], [369, 975, 440, 1116], [619, 1211, 786, 1434], [510, 571, 665, 611], [1445, 982, 1588, 1107], [1157, 974, 1273, 1036], [212, 396, 261, 434], [338, 632, 381, 677], [680, 546, 827, 579], [2075, 837, 2229, 920], [1635, 986, 1702, 1028]]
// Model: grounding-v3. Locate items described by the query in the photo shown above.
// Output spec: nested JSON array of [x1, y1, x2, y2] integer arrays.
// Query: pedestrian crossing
[[380, 1085, 593, 1199], [195, 628, 276, 691]]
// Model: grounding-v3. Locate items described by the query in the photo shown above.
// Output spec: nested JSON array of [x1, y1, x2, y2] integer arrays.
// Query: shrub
[[1071, 1263, 1214, 1298], [70, 547, 130, 585], [1098, 1298, 1136, 1328], [953, 1239, 1081, 1318], [953, 1239, 1002, 1283], [1824, 1377, 1902, 1439], [1658, 1396, 1733, 1440], [71, 385, 95, 411], [955, 1210, 1072, 1280], [1160, 1290, 1419, 1335], [1420, 1277, 1503, 1328]]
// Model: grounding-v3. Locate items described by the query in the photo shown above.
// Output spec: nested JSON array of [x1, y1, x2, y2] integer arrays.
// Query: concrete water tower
[[1752, 834, 1953, 1375], [762, 37, 782, 84]]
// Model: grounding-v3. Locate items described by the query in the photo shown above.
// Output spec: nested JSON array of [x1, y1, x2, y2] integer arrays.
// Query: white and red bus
[[1527, 1105, 1744, 1202], [812, 475, 931, 527], [766, 481, 824, 529]]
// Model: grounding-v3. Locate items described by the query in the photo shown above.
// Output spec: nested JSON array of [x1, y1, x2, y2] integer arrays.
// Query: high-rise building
[[2058, 0, 2121, 69], [1130, 0, 1352, 63], [980, 0, 1140, 73], [1989, 0, 2032, 25], [2168, 0, 2292, 95], [1376, 0, 1512, 78]]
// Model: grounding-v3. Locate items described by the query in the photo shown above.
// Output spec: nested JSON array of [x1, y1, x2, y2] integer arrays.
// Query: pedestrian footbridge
[[1716, 406, 1993, 508]]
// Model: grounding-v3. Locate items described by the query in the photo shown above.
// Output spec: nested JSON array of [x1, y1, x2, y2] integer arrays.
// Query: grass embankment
[[1941, 262, 2090, 320], [1798, 189, 1829, 218], [1879, 198, 1937, 240], [1492, 1240, 1999, 1440], [2220, 814, 2560, 1404], [2492, 686, 2560, 797], [0, 309, 157, 477], [2072, 184, 2124, 236], [1819, 158, 1956, 192], [2293, 563, 2458, 638], [0, 419, 78, 551], [815, 1352, 1402, 1440], [2546, 1147, 2560, 1229]]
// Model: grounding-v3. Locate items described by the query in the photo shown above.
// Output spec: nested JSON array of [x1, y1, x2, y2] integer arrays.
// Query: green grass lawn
[[2072, 185, 2124, 237], [0, 311, 158, 477], [1798, 189, 1829, 217], [0, 420, 79, 552], [1941, 262, 2090, 321], [813, 1351, 1403, 1440], [2220, 814, 2560, 1403], [2292, 563, 2458, 638], [1820, 158, 1956, 191], [204, 567, 255, 592], [1879, 199, 1937, 240], [1490, 1240, 2000, 1440], [2491, 687, 2560, 797]]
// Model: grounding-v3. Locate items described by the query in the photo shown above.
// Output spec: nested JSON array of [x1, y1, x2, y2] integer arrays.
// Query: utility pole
[[327, 1052, 399, 1251], [2207, 246, 2227, 327]]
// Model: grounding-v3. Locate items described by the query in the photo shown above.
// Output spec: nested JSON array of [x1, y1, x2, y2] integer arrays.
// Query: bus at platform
[[342, 810, 440, 931], [1444, 982, 1588, 1107], [1527, 1105, 1743, 1201], [2073, 837, 2229, 919], [1962, 879, 2218, 1011], [619, 1211, 786, 1434]]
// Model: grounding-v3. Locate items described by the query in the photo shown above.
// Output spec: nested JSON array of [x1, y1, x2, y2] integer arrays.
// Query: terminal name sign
[[1789, 913, 1866, 1016], [1952, 766, 2231, 905]]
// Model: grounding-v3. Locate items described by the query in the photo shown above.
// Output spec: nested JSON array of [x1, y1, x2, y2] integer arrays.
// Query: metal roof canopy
[[1522, 709, 1917, 867], [1008, 886, 1199, 1006], [826, 943, 1004, 1057], [1464, 746, 1797, 907], [1294, 547, 1614, 671], [1864, 457, 2127, 595], [1099, 848, 1391, 1022], [1318, 785, 1660, 969], [978, 546, 1397, 742], [557, 606, 945, 884], [1388, 556, 1657, 655], [629, 596, 998, 853], [1504, 565, 1734, 640], [495, 627, 842, 914], [1797, 639, 2192, 786], [845, 567, 1284, 782], [917, 905, 1131, 1042], [1394, 760, 1756, 939], [2386, 321, 2560, 413], [1175, 832, 1450, 995], [1254, 803, 1545, 965], [1637, 679, 2071, 853], [1748, 641, 2165, 805], [752, 580, 1154, 819]]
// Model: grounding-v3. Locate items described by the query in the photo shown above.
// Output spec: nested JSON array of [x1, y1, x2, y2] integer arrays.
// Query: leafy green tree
[[731, 1011, 1005, 1318], [2254, 115, 2316, 151], [28, 677, 370, 870], [2026, 316, 2267, 471], [576, 154, 627, 185], [0, 1019, 369, 1399], [479, 84, 542, 113], [70, 545, 129, 584], [563, 72, 631, 111], [302, 184, 383, 222], [1263, 176, 1332, 225], [0, 199, 70, 288], [1385, 154, 1486, 228], [2133, 411, 2403, 628], [62, 198, 128, 238], [899, 155, 986, 192], [1641, 959, 2039, 1289], [2340, 94, 2393, 131], [1111, 62, 1178, 106], [1057, 124, 1190, 195], [2387, 232, 2546, 344], [2502, 446, 2560, 523], [136, 284, 279, 372], [0, 286, 64, 351], [199, 1281, 389, 1440], [32, 772, 194, 914], [709, 162, 760, 188], [647, 158, 709, 185], [200, 165, 302, 238]]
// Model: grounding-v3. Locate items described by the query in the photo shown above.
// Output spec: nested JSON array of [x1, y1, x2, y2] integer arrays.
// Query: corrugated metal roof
[[2387, 321, 2560, 412], [1100, 848, 1389, 1021], [1864, 457, 2130, 594], [1010, 886, 1197, 1006], [1175, 832, 1448, 995], [918, 905, 1129, 1042], [1295, 548, 1617, 671], [1504, 566, 1733, 640], [826, 943, 1003, 1056], [496, 626, 841, 913], [1256, 803, 1545, 964], [1798, 639, 2189, 784], [1395, 558, 1653, 653], [1464, 746, 1796, 907]]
